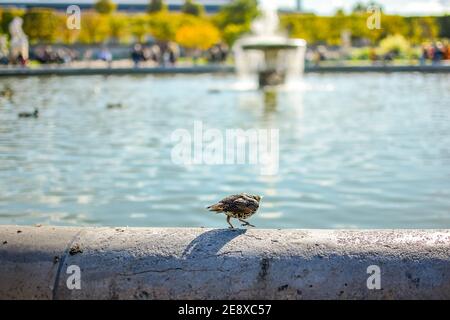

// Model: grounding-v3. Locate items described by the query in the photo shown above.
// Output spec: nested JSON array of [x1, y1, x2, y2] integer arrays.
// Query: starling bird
[[206, 193, 262, 229]]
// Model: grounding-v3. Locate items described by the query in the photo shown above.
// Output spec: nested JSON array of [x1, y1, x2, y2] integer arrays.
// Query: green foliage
[[213, 0, 258, 45], [23, 8, 58, 43], [214, 0, 258, 29], [181, 0, 204, 17], [1, 3, 446, 50], [148, 0, 167, 13], [222, 23, 248, 46], [352, 1, 383, 14], [79, 11, 111, 44], [280, 12, 443, 46], [352, 2, 368, 13], [379, 34, 411, 57], [130, 14, 150, 43], [1, 7, 25, 35], [109, 13, 131, 43], [94, 0, 117, 15], [437, 15, 450, 38]]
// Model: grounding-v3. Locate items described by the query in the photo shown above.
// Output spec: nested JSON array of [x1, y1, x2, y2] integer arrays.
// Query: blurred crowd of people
[[130, 42, 179, 67], [206, 43, 229, 64], [0, 39, 230, 68], [1, 40, 448, 68], [31, 46, 79, 64], [421, 42, 450, 65]]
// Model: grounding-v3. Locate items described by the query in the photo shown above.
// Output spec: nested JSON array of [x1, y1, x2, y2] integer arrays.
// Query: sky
[[1, 0, 449, 16]]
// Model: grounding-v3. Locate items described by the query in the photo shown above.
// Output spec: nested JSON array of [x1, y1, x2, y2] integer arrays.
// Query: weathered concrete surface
[[0, 225, 449, 300]]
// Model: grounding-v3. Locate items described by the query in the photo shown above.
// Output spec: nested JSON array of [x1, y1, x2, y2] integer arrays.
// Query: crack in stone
[[120, 267, 228, 276]]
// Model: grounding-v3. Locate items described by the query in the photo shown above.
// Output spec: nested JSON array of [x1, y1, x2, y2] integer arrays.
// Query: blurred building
[[0, 0, 232, 13]]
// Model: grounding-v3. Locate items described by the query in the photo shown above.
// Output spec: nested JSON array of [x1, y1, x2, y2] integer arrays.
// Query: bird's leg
[[239, 219, 255, 228], [227, 216, 234, 229]]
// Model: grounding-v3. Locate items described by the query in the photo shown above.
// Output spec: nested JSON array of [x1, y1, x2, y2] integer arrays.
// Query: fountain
[[234, 1, 306, 88]]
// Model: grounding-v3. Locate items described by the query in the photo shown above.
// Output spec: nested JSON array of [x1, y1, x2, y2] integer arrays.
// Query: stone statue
[[9, 17, 29, 64]]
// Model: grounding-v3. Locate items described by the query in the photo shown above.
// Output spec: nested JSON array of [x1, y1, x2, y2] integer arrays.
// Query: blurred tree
[[437, 15, 450, 38], [148, 12, 177, 41], [352, 2, 367, 13], [130, 14, 150, 43], [214, 0, 258, 28], [222, 23, 248, 46], [148, 0, 167, 13], [181, 0, 204, 16], [109, 13, 131, 43], [175, 21, 220, 50], [405, 17, 439, 44], [213, 0, 258, 45], [1, 7, 25, 36], [23, 8, 58, 43], [335, 8, 345, 16], [79, 11, 110, 43], [94, 0, 117, 15], [378, 34, 411, 58]]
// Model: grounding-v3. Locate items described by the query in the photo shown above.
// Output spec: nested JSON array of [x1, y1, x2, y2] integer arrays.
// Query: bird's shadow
[[181, 228, 247, 260]]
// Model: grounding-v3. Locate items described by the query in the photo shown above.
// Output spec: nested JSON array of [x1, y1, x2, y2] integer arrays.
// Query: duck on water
[[18, 108, 39, 118]]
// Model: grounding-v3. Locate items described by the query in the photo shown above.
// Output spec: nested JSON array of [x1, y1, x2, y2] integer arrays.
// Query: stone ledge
[[0, 225, 449, 299], [1, 65, 449, 77]]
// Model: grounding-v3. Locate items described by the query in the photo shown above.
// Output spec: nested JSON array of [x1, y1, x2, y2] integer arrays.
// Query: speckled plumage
[[206, 193, 262, 228]]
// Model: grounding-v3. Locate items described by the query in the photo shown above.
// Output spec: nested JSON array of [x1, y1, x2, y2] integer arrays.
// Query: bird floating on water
[[18, 108, 39, 118], [206, 193, 262, 229], [106, 103, 123, 109]]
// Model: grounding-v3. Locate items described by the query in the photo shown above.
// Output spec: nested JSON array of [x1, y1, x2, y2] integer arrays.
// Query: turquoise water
[[0, 73, 449, 228]]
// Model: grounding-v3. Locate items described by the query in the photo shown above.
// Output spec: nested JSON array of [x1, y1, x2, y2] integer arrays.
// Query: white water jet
[[234, 0, 306, 89]]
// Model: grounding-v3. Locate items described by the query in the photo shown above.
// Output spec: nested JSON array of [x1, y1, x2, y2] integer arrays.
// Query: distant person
[[168, 42, 179, 66], [207, 44, 221, 64], [192, 49, 201, 66], [369, 47, 378, 65], [162, 50, 171, 67], [150, 44, 161, 65], [98, 47, 113, 68], [444, 42, 450, 60], [220, 43, 229, 62], [131, 44, 143, 67], [427, 45, 435, 62], [142, 47, 152, 63], [432, 42, 445, 65], [420, 43, 428, 65], [162, 42, 178, 67]]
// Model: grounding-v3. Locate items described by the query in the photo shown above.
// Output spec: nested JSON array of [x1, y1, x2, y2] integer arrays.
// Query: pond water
[[0, 72, 449, 228]]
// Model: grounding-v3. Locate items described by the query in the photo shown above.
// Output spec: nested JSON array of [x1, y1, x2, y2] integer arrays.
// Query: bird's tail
[[206, 203, 223, 213]]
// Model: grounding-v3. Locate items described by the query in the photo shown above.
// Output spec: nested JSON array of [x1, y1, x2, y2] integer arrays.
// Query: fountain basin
[[239, 38, 306, 87], [241, 39, 306, 51]]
